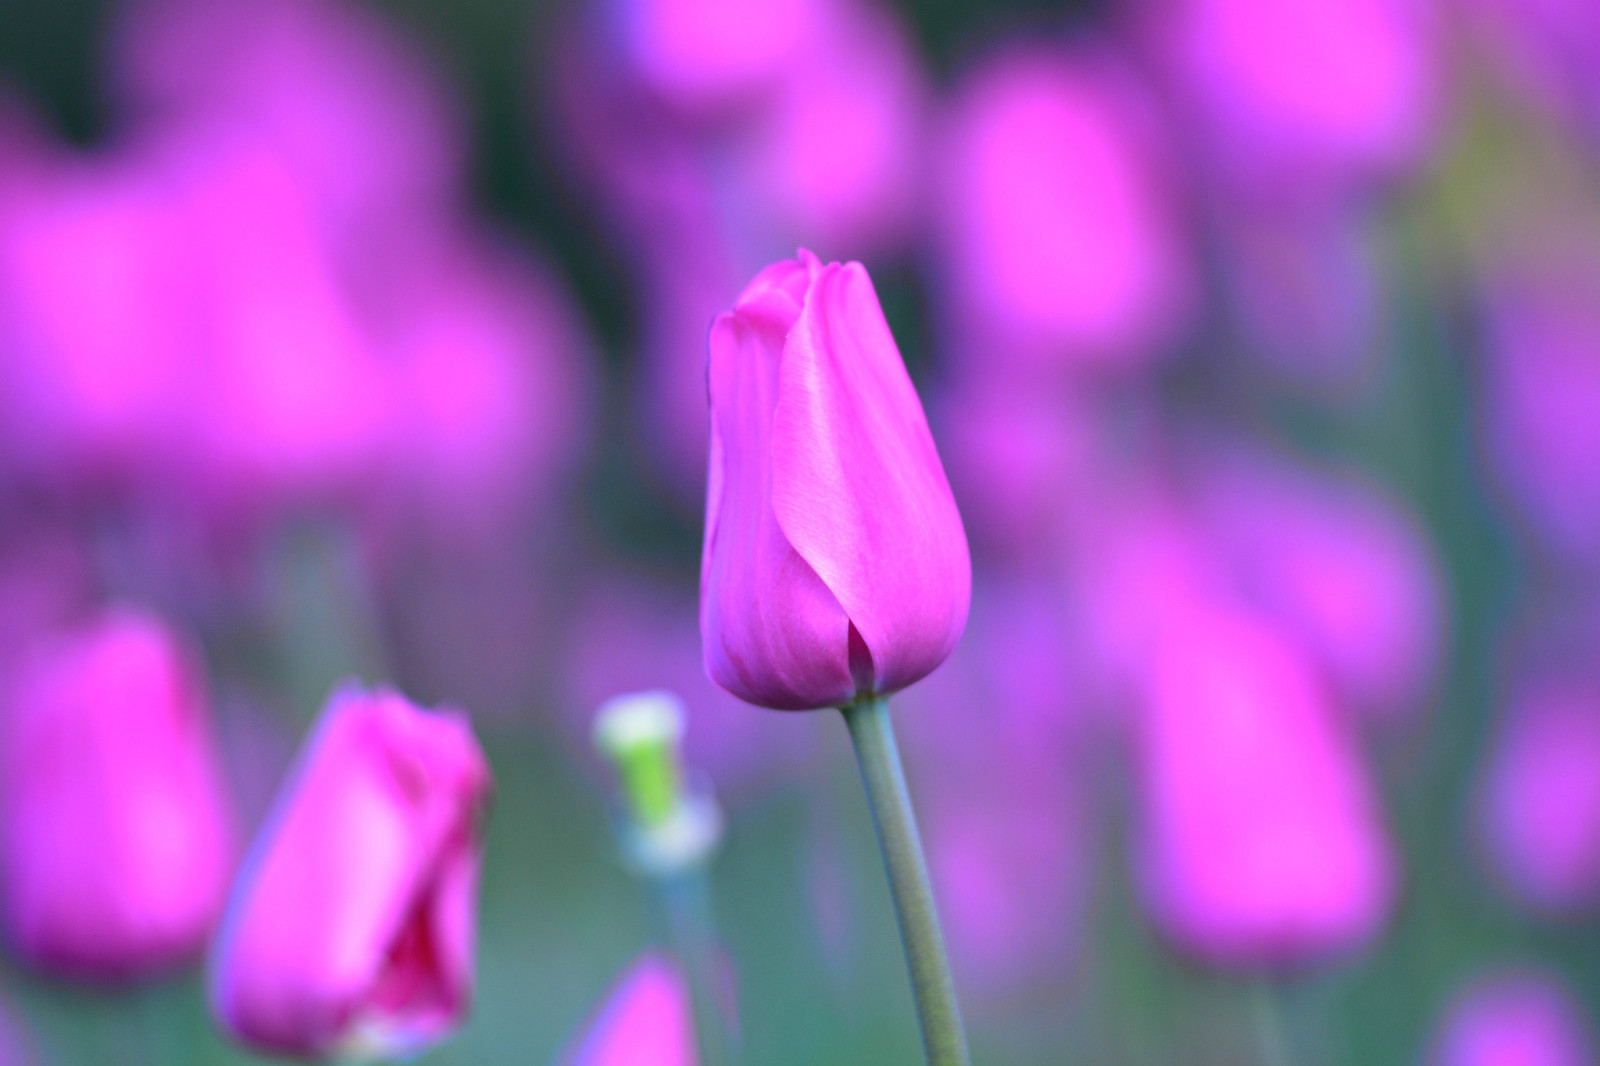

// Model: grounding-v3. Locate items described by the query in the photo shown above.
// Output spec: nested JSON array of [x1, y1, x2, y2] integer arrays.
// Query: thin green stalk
[[1249, 981, 1295, 1066], [841, 696, 971, 1066], [658, 867, 738, 1066]]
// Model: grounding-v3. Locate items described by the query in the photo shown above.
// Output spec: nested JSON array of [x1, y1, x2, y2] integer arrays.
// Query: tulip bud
[[1478, 683, 1600, 914], [210, 684, 490, 1060], [0, 607, 235, 982], [1429, 970, 1598, 1066], [1135, 598, 1398, 969], [700, 250, 971, 711], [566, 952, 697, 1066]]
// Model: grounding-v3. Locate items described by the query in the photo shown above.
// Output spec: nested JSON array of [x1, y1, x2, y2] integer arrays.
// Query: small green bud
[[593, 690, 687, 829]]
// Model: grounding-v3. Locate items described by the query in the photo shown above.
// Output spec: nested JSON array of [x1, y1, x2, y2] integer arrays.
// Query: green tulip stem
[[841, 696, 971, 1066], [1249, 981, 1296, 1066], [660, 867, 738, 1066]]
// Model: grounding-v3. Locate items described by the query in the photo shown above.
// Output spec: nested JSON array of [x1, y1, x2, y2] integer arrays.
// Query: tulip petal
[[771, 261, 971, 695], [211, 687, 489, 1058], [702, 306, 854, 710]]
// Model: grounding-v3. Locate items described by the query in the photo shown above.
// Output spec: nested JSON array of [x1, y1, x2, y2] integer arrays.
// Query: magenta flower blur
[[1189, 442, 1444, 723], [113, 0, 463, 228], [0, 607, 235, 982], [210, 685, 490, 1059], [1479, 682, 1600, 914], [609, 0, 823, 114], [937, 48, 1191, 371], [1135, 598, 1397, 969], [566, 952, 697, 1066], [700, 251, 971, 711], [1156, 0, 1437, 186], [732, 0, 924, 257], [0, 158, 194, 476], [1430, 970, 1598, 1066], [1481, 254, 1600, 564]]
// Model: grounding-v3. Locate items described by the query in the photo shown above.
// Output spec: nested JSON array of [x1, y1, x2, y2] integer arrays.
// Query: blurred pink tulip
[[1480, 249, 1600, 565], [566, 953, 697, 1066], [0, 607, 235, 982], [700, 251, 970, 710], [733, 0, 924, 258], [169, 138, 394, 508], [211, 685, 490, 1059], [1430, 970, 1598, 1066], [1135, 596, 1398, 969], [112, 0, 463, 230], [937, 47, 1191, 372], [0, 156, 195, 477], [934, 374, 1120, 563], [609, 0, 824, 115], [356, 223, 593, 530], [1152, 0, 1438, 188], [1479, 682, 1600, 914], [1188, 442, 1444, 724]]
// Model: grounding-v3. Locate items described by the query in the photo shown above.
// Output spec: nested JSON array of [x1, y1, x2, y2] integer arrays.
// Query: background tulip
[[1429, 970, 1599, 1066], [1134, 596, 1398, 968], [0, 607, 235, 982], [1478, 680, 1600, 914], [566, 952, 697, 1066], [700, 250, 970, 712], [210, 684, 490, 1059]]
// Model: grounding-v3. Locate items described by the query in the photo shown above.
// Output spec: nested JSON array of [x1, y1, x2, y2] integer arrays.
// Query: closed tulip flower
[[700, 250, 970, 712], [566, 952, 697, 1066], [210, 684, 491, 1060], [1135, 597, 1398, 969], [0, 607, 235, 983]]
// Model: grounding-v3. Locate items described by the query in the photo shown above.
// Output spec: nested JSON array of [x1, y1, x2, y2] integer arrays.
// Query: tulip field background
[[4, 0, 1600, 1063]]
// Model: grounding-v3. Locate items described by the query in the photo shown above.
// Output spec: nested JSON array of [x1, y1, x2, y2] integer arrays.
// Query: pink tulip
[[1135, 596, 1398, 969], [1187, 442, 1444, 724], [0, 607, 235, 982], [1480, 248, 1600, 564], [112, 0, 463, 230], [732, 0, 925, 258], [1479, 682, 1600, 914], [1151, 0, 1438, 188], [172, 138, 395, 508], [566, 952, 697, 1066], [1430, 970, 1598, 1066], [700, 250, 970, 710], [0, 155, 195, 477], [936, 47, 1191, 372], [358, 223, 593, 530], [211, 685, 490, 1059], [606, 0, 824, 115]]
